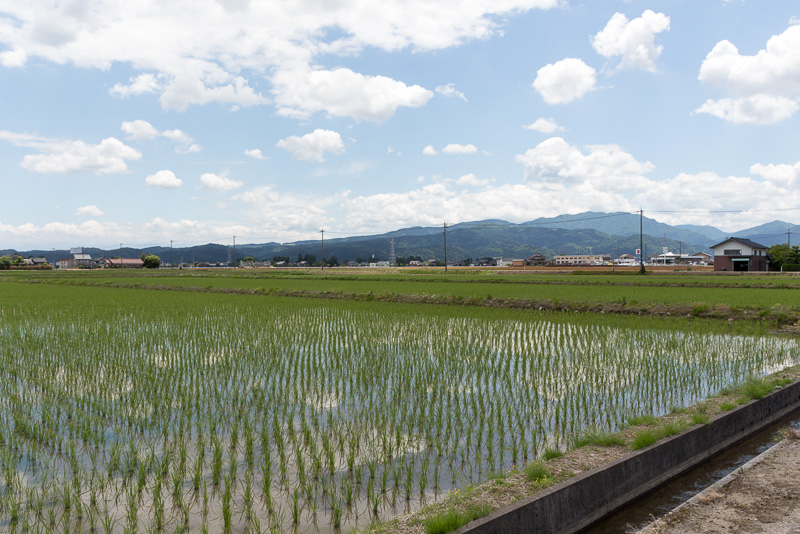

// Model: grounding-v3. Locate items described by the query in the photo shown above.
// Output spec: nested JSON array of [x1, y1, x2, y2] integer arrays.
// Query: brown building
[[710, 238, 769, 272]]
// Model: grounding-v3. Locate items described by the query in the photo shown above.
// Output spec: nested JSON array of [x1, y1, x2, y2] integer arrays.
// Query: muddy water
[[581, 410, 800, 534]]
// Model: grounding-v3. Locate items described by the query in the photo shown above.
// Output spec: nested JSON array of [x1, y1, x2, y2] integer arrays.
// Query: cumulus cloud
[[422, 145, 437, 155], [435, 83, 467, 101], [121, 120, 160, 141], [0, 48, 27, 67], [697, 24, 800, 123], [515, 137, 654, 190], [591, 10, 670, 72], [276, 129, 345, 162], [200, 172, 243, 191], [233, 185, 336, 231], [533, 58, 596, 104], [442, 143, 478, 154], [0, 1, 562, 119], [145, 170, 183, 188], [121, 121, 201, 153], [0, 131, 141, 174], [456, 173, 491, 186], [110, 73, 162, 98], [524, 118, 564, 133], [750, 161, 800, 187], [244, 148, 267, 160], [695, 95, 799, 124], [76, 205, 104, 217], [272, 67, 433, 122]]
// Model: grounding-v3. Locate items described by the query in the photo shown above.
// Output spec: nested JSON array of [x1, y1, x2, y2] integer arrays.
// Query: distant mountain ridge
[[3, 212, 797, 264]]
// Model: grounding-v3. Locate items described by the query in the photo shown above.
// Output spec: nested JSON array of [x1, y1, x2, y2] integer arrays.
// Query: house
[[526, 254, 547, 266], [56, 258, 71, 269], [496, 258, 519, 267], [710, 238, 769, 272], [105, 258, 144, 269], [553, 254, 611, 266]]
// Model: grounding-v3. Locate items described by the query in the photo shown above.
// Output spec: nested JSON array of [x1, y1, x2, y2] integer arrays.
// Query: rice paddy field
[[1, 272, 799, 533], [9, 268, 800, 310]]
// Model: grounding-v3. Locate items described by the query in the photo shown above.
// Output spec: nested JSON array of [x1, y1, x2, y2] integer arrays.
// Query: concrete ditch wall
[[462, 377, 800, 534]]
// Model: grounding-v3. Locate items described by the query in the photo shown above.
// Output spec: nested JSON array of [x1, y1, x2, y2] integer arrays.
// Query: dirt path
[[643, 429, 800, 534]]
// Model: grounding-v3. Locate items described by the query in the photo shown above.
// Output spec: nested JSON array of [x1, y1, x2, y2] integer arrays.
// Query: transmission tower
[[389, 238, 396, 266]]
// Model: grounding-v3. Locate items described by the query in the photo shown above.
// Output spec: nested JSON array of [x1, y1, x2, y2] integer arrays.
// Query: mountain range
[[4, 212, 798, 264]]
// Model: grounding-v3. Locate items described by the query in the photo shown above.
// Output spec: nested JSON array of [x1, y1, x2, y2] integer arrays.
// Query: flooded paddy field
[[0, 281, 798, 533]]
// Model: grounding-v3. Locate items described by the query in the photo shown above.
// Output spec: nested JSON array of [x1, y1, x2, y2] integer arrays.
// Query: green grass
[[573, 429, 626, 448], [691, 413, 710, 425], [423, 504, 493, 534], [542, 448, 565, 460], [741, 378, 774, 400], [524, 462, 551, 484]]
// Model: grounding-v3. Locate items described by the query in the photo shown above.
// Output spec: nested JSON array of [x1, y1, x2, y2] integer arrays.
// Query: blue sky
[[2, 0, 800, 250]]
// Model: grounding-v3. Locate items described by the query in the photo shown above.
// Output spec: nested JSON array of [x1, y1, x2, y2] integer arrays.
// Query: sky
[[2, 0, 800, 250]]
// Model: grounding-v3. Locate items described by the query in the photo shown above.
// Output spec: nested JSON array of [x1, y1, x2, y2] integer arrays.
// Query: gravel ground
[[642, 428, 800, 534]]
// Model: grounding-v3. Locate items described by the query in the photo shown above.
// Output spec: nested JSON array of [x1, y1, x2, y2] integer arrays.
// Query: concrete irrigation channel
[[460, 377, 800, 534]]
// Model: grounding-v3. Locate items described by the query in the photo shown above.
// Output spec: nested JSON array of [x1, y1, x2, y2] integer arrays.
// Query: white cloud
[[76, 205, 104, 217], [442, 143, 478, 154], [698, 25, 800, 123], [110, 74, 162, 98], [0, 48, 27, 67], [276, 129, 345, 162], [524, 117, 564, 133], [456, 173, 491, 186], [435, 83, 467, 101], [695, 95, 799, 124], [272, 67, 433, 122], [422, 145, 437, 156], [591, 10, 670, 72], [750, 161, 800, 187], [515, 137, 654, 190], [121, 121, 201, 152], [200, 172, 243, 191], [0, 1, 561, 118], [233, 185, 336, 231], [533, 58, 596, 104], [244, 148, 267, 160], [145, 170, 183, 188], [0, 131, 141, 174], [121, 120, 160, 141]]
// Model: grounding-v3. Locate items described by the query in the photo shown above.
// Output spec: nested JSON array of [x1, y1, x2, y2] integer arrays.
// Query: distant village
[[0, 238, 781, 272]]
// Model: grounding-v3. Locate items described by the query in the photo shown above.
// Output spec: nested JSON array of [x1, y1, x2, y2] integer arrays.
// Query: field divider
[[461, 376, 800, 534]]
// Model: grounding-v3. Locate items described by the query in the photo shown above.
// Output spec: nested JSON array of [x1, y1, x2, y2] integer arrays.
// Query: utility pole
[[639, 209, 645, 274], [119, 243, 122, 260], [443, 222, 448, 273], [170, 240, 174, 269], [679, 241, 682, 264], [52, 248, 55, 266], [788, 229, 792, 248], [320, 229, 324, 270], [232, 236, 236, 269]]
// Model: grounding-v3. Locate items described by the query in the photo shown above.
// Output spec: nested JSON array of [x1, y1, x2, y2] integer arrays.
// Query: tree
[[325, 256, 338, 267], [767, 243, 800, 270], [142, 254, 162, 269], [241, 256, 257, 263], [0, 256, 11, 270]]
